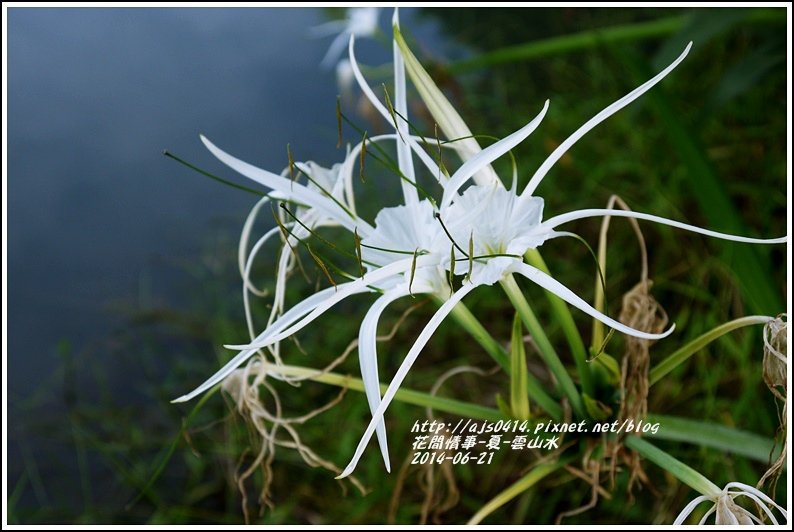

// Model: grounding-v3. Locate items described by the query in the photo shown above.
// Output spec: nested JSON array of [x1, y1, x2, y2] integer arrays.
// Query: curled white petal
[[243, 225, 285, 337], [673, 494, 710, 525], [238, 196, 271, 295], [725, 482, 788, 520], [675, 482, 787, 525]]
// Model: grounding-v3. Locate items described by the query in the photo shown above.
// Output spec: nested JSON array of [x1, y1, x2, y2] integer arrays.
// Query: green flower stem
[[645, 414, 780, 464], [592, 217, 610, 351], [625, 436, 720, 497], [510, 312, 531, 421], [446, 298, 509, 367], [649, 315, 771, 386], [524, 249, 593, 397], [467, 457, 573, 525], [447, 298, 563, 419], [448, 10, 784, 73], [267, 363, 503, 421], [501, 274, 585, 419]]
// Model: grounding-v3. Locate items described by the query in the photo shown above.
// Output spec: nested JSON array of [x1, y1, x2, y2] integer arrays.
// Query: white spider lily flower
[[336, 31, 787, 479], [312, 7, 380, 69], [673, 482, 787, 525], [179, 129, 449, 469]]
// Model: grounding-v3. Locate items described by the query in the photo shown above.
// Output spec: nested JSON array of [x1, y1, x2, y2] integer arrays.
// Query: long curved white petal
[[358, 287, 411, 472], [392, 9, 418, 206], [174, 259, 426, 403], [522, 42, 692, 197], [512, 262, 675, 340], [440, 100, 549, 209], [338, 282, 477, 478], [348, 35, 444, 182], [172, 285, 342, 403], [541, 208, 787, 245], [226, 256, 431, 350], [200, 135, 372, 235], [697, 504, 717, 525]]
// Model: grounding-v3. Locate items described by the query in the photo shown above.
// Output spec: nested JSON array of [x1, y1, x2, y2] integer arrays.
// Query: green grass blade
[[447, 298, 563, 419], [448, 10, 784, 73], [625, 435, 720, 496], [645, 414, 780, 464], [501, 275, 584, 419], [467, 458, 572, 524], [649, 316, 771, 386]]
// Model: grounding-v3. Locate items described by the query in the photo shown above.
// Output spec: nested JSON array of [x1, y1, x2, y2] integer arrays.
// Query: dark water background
[[6, 7, 448, 521]]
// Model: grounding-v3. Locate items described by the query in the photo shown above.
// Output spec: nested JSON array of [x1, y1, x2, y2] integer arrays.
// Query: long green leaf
[[448, 10, 784, 73], [272, 363, 503, 421], [645, 414, 780, 464], [625, 436, 720, 496]]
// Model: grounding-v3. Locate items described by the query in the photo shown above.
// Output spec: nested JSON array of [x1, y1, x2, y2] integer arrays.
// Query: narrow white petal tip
[[171, 395, 189, 404], [661, 322, 676, 338], [336, 466, 354, 480], [223, 343, 250, 350], [631, 322, 675, 340]]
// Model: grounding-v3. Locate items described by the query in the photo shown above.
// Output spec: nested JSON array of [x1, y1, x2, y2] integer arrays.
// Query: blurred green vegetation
[[8, 7, 787, 525]]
